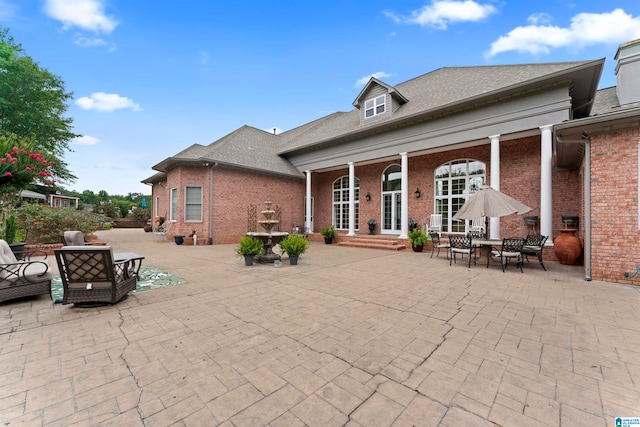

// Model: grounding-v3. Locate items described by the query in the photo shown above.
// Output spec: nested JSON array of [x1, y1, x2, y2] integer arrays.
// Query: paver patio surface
[[1, 228, 639, 426]]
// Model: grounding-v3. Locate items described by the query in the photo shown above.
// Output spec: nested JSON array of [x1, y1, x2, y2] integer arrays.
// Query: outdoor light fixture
[[365, 192, 371, 201], [414, 188, 421, 198]]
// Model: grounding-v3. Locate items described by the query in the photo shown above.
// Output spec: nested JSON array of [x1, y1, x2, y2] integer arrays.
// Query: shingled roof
[[151, 126, 303, 179], [145, 59, 604, 183], [277, 60, 603, 155]]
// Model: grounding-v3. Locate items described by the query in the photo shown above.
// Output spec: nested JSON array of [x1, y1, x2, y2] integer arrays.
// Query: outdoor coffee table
[[114, 252, 145, 276]]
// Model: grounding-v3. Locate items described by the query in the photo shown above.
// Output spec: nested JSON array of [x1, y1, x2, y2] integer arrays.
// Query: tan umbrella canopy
[[453, 185, 532, 221]]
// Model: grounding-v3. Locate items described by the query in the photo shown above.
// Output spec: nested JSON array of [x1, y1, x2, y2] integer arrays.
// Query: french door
[[382, 191, 402, 233]]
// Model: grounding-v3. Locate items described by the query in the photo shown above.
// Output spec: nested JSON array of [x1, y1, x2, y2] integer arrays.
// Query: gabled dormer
[[352, 77, 409, 125]]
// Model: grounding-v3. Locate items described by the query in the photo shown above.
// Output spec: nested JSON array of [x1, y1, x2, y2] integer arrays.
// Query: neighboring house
[[143, 39, 640, 285], [22, 185, 80, 209]]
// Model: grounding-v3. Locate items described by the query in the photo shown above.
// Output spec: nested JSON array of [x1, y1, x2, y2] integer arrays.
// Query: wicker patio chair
[[0, 239, 52, 303], [54, 246, 137, 306], [63, 230, 103, 246], [521, 234, 548, 270], [490, 237, 525, 272]]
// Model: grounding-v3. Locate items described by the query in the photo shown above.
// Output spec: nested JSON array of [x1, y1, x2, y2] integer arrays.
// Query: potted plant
[[235, 235, 264, 266], [4, 214, 25, 260], [320, 225, 336, 244], [174, 235, 185, 245], [279, 234, 309, 265], [408, 228, 428, 252], [367, 218, 376, 235]]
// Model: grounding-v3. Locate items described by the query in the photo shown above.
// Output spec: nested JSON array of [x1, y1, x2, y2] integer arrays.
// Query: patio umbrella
[[453, 185, 532, 221]]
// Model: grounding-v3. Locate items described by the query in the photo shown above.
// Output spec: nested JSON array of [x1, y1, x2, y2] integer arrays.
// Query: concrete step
[[337, 237, 407, 251]]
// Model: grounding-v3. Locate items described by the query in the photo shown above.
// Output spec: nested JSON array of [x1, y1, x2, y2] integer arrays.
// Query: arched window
[[332, 176, 360, 230], [434, 159, 486, 233]]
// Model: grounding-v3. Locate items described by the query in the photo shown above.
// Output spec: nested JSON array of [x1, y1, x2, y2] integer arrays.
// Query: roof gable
[[352, 77, 409, 109]]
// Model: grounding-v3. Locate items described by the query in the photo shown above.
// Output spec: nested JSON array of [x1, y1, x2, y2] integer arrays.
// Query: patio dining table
[[472, 239, 502, 267]]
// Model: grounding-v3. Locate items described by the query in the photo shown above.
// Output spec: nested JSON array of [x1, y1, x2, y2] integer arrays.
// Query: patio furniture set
[[0, 231, 144, 306], [426, 212, 549, 272]]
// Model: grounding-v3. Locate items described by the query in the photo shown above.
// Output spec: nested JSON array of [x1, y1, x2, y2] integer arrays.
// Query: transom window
[[365, 95, 386, 118], [332, 176, 360, 230], [434, 159, 486, 233]]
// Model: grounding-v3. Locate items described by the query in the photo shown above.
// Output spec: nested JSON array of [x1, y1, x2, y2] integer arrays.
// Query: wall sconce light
[[365, 192, 371, 202], [414, 188, 421, 198]]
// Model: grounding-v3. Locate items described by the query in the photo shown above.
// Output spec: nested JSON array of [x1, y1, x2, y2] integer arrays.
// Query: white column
[[399, 152, 409, 239], [489, 134, 500, 239], [347, 162, 356, 236], [305, 170, 312, 233], [540, 125, 553, 240]]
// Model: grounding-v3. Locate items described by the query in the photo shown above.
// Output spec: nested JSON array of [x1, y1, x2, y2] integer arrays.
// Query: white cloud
[[487, 8, 640, 57], [355, 71, 392, 88], [0, 0, 18, 20], [527, 13, 553, 26], [44, 0, 117, 33], [385, 0, 497, 30], [73, 35, 107, 47], [75, 92, 142, 112], [72, 135, 100, 145]]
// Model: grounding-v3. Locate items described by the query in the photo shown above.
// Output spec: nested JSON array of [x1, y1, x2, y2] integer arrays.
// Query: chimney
[[614, 39, 640, 106]]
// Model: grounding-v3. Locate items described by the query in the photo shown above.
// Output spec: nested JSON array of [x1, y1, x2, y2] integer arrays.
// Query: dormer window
[[365, 95, 386, 118]]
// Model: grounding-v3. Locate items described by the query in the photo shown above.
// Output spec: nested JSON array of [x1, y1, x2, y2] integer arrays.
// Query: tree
[[0, 27, 77, 185], [0, 134, 55, 203]]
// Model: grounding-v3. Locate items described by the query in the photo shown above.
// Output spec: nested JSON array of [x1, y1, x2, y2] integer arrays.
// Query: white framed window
[[332, 176, 359, 230], [434, 159, 486, 233], [185, 186, 202, 222], [365, 95, 386, 118], [155, 196, 159, 217], [170, 188, 177, 222]]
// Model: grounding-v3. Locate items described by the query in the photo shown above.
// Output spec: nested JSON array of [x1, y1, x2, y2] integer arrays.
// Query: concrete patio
[[1, 228, 639, 426]]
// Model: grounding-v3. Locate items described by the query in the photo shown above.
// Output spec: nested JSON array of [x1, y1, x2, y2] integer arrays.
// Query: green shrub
[[235, 236, 264, 257], [320, 225, 336, 240], [408, 228, 428, 246], [279, 234, 308, 256], [12, 203, 99, 244], [103, 222, 112, 230], [4, 214, 17, 243]]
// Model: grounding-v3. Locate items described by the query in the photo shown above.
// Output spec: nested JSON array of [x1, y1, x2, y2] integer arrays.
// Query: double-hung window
[[185, 186, 202, 222], [365, 95, 386, 118]]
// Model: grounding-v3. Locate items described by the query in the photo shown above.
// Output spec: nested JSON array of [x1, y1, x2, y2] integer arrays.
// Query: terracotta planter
[[554, 229, 582, 265]]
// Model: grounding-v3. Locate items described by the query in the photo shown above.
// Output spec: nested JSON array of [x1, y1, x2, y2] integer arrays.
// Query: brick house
[[143, 39, 640, 285]]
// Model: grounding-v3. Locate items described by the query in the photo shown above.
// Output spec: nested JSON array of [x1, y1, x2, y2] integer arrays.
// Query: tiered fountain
[[247, 201, 288, 263]]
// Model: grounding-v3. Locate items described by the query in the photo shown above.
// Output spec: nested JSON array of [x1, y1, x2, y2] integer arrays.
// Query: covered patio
[[1, 228, 639, 425]]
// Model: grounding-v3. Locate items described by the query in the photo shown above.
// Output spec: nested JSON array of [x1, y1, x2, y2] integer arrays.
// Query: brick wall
[[211, 168, 305, 244], [590, 128, 640, 284], [151, 165, 305, 244]]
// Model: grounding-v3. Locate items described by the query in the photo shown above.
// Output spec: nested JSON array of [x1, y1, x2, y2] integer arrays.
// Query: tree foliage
[[0, 27, 77, 184]]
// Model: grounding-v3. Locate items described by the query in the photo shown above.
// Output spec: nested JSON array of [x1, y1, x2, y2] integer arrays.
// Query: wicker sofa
[[0, 239, 52, 303]]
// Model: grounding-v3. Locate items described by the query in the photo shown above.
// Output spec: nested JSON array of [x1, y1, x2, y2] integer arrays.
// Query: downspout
[[555, 135, 592, 281], [584, 140, 591, 281], [208, 163, 215, 245]]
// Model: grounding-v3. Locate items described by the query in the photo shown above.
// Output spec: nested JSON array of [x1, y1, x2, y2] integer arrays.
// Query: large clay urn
[[554, 229, 582, 265]]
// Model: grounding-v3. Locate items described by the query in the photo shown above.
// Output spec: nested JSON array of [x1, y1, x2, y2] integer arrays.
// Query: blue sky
[[1, 0, 640, 196]]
